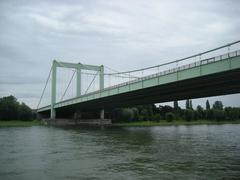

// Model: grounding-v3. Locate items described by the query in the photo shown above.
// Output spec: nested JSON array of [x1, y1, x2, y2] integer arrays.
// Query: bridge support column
[[51, 109, 56, 119], [100, 109, 104, 119], [74, 110, 82, 119], [99, 65, 104, 90], [76, 65, 81, 97], [51, 60, 57, 119]]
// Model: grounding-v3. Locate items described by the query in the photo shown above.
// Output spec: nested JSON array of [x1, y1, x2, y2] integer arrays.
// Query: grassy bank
[[113, 120, 240, 127], [0, 120, 42, 127]]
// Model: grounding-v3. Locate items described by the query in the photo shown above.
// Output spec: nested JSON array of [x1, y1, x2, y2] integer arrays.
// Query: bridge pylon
[[51, 60, 104, 119]]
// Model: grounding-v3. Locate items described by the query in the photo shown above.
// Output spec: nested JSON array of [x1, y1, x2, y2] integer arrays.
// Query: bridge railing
[[100, 49, 240, 91]]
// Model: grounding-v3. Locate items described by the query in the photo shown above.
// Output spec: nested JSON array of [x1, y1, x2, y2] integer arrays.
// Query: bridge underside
[[39, 68, 240, 118]]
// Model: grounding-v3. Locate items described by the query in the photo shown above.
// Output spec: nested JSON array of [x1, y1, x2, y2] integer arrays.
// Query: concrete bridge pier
[[100, 109, 104, 119], [51, 109, 56, 120], [74, 110, 82, 120]]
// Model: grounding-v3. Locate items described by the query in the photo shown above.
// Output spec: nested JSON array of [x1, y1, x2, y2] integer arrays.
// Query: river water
[[0, 124, 240, 180]]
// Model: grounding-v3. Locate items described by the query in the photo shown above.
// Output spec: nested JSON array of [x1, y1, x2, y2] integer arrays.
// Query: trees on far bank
[[112, 100, 240, 123], [0, 95, 33, 121]]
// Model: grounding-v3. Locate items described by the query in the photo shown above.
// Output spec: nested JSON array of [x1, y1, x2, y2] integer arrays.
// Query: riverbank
[[113, 120, 240, 127], [0, 120, 42, 127], [1, 119, 240, 127]]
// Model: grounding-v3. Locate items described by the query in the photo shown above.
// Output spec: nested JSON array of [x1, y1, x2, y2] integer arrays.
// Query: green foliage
[[206, 100, 211, 110], [112, 100, 240, 123], [122, 108, 134, 122], [224, 107, 240, 120], [131, 107, 139, 121], [184, 109, 194, 121], [0, 96, 19, 120], [138, 115, 145, 121], [159, 105, 173, 118], [186, 99, 193, 109], [205, 109, 213, 120], [186, 99, 190, 109], [213, 109, 225, 121], [189, 100, 193, 109], [165, 112, 175, 122], [19, 103, 33, 121], [174, 101, 178, 110], [0, 95, 33, 121], [152, 113, 161, 122], [196, 105, 204, 119], [213, 101, 223, 110]]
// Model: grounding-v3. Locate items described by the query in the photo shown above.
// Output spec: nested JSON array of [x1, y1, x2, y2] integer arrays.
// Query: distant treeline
[[112, 100, 240, 122], [1, 95, 240, 122], [0, 95, 33, 121]]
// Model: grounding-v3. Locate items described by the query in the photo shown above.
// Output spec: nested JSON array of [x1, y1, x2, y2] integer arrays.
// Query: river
[[0, 124, 240, 180]]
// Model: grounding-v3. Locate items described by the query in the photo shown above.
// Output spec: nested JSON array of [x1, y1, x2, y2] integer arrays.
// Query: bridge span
[[37, 41, 240, 120]]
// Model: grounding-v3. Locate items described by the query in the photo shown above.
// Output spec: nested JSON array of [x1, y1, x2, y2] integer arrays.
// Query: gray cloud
[[0, 0, 240, 108]]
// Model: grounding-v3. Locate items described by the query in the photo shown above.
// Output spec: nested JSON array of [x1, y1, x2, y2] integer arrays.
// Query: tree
[[19, 103, 33, 121], [206, 100, 210, 110], [213, 101, 223, 110], [0, 95, 19, 120], [224, 107, 240, 120], [186, 99, 193, 109], [152, 114, 161, 122], [174, 101, 178, 110], [0, 95, 33, 121], [213, 109, 225, 121], [196, 105, 204, 120], [159, 105, 173, 118], [165, 112, 175, 122], [189, 100, 193, 109], [186, 99, 190, 109], [137, 104, 154, 121], [206, 109, 213, 120], [131, 107, 139, 121], [122, 108, 134, 122], [184, 109, 194, 121]]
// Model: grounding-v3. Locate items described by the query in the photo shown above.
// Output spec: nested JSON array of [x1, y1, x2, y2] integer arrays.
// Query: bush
[[224, 107, 240, 120], [165, 112, 175, 122], [184, 109, 194, 121], [213, 109, 225, 121], [152, 113, 161, 122], [205, 109, 213, 120], [122, 108, 134, 122], [131, 107, 139, 121], [138, 115, 145, 121]]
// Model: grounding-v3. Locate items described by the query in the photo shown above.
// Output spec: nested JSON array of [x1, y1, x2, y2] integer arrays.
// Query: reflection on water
[[0, 125, 240, 179]]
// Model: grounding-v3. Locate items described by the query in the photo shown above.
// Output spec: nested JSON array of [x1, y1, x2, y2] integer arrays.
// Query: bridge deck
[[37, 50, 240, 113]]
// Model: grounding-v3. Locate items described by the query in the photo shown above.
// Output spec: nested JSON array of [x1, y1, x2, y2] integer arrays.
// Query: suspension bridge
[[37, 40, 240, 122]]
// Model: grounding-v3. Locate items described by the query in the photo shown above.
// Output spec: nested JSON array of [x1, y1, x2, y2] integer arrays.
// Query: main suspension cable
[[104, 40, 240, 75]]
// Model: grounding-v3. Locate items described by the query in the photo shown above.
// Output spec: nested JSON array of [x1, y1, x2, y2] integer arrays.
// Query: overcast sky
[[0, 0, 240, 109]]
